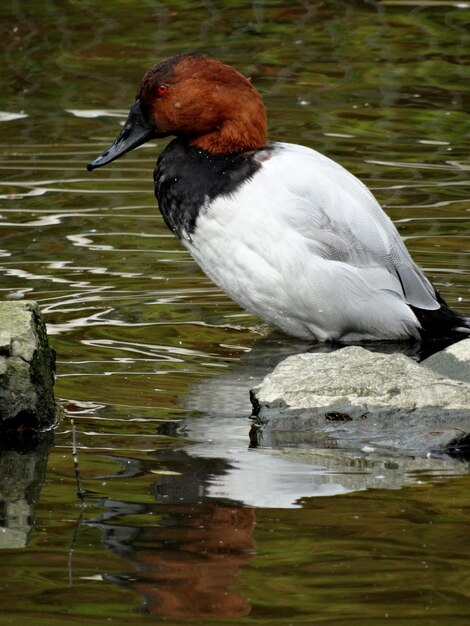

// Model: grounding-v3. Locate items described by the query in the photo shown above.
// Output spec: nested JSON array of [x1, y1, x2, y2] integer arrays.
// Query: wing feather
[[269, 142, 439, 310]]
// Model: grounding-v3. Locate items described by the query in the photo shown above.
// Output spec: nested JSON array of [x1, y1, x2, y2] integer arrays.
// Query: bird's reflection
[[90, 479, 255, 619], [127, 502, 255, 617]]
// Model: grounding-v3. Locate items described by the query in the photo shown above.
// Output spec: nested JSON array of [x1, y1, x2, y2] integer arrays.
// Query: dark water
[[1, 1, 470, 624]]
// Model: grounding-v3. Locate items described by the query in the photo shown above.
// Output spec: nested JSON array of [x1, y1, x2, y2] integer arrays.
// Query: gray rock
[[422, 338, 470, 383], [250, 346, 470, 457], [0, 301, 56, 431]]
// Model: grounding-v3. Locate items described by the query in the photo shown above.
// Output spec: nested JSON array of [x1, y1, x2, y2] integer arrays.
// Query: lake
[[0, 1, 469, 624]]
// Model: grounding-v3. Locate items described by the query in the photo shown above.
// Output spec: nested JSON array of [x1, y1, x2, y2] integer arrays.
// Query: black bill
[[87, 99, 155, 171]]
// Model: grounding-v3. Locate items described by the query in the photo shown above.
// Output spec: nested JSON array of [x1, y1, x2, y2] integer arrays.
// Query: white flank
[[183, 143, 439, 341]]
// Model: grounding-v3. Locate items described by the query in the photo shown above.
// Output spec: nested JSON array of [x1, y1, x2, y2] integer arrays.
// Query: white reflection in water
[[0, 111, 28, 121], [2, 266, 89, 286], [0, 188, 47, 200], [66, 109, 128, 119], [68, 233, 113, 251], [367, 158, 470, 171], [82, 338, 216, 362], [0, 180, 150, 197]]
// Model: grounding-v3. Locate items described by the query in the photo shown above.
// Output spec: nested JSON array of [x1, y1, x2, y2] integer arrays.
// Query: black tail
[[411, 290, 470, 342]]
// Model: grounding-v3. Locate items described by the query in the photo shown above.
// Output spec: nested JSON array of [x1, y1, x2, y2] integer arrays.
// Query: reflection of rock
[[251, 346, 470, 458], [0, 301, 56, 433], [0, 439, 51, 548], [259, 447, 469, 494], [154, 417, 469, 508]]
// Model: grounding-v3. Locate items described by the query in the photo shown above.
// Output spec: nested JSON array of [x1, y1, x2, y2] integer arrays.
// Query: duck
[[87, 53, 469, 343]]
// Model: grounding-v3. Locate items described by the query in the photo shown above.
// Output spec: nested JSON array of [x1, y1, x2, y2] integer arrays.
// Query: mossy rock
[[0, 301, 56, 437]]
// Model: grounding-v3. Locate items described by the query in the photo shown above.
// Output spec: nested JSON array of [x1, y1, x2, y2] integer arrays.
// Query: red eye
[[157, 84, 169, 95]]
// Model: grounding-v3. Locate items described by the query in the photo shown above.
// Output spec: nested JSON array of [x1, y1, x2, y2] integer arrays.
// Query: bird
[[87, 54, 469, 343]]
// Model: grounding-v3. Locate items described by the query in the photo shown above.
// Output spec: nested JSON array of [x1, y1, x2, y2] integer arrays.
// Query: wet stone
[[0, 301, 56, 436], [250, 346, 470, 458], [422, 338, 470, 383]]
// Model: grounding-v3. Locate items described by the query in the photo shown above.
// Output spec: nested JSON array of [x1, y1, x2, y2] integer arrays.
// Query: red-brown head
[[87, 54, 267, 171]]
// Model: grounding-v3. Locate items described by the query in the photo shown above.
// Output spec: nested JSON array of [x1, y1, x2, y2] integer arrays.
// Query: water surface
[[0, 1, 469, 624]]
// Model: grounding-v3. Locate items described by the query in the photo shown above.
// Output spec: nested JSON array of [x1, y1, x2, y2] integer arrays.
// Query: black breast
[[153, 139, 265, 239]]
